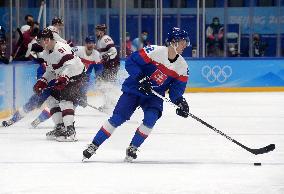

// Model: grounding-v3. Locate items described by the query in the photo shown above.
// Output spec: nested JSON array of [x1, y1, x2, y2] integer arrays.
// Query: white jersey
[[25, 37, 38, 58], [96, 35, 117, 60], [40, 41, 85, 82], [142, 45, 188, 77], [20, 24, 30, 33], [72, 46, 101, 69], [47, 25, 67, 44]]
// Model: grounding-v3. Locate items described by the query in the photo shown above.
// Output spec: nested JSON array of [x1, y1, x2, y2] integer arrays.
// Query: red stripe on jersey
[[80, 58, 97, 69], [52, 54, 74, 70], [137, 128, 148, 138], [62, 109, 74, 117], [97, 44, 115, 52], [139, 49, 152, 63], [139, 49, 188, 83], [100, 127, 111, 137], [153, 61, 188, 82]]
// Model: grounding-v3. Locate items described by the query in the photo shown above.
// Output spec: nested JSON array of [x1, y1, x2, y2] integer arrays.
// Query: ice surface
[[0, 92, 284, 194]]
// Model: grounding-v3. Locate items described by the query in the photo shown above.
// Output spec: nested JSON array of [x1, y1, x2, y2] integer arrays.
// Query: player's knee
[[143, 108, 161, 128], [45, 96, 59, 108], [108, 113, 128, 128]]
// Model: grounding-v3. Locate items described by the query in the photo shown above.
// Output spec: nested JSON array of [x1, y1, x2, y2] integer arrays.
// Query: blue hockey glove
[[175, 97, 189, 118], [138, 76, 153, 95]]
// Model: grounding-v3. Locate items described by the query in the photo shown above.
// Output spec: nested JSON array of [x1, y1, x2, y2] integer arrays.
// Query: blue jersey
[[122, 45, 188, 103]]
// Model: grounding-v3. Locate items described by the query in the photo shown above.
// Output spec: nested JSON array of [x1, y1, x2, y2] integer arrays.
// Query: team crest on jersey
[[150, 69, 168, 85]]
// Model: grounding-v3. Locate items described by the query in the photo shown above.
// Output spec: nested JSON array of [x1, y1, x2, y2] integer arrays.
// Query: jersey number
[[58, 47, 66, 53], [104, 38, 112, 43], [145, 46, 154, 53]]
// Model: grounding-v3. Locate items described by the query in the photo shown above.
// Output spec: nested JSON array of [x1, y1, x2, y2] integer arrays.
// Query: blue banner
[[188, 58, 284, 88], [1, 59, 284, 116], [0, 62, 37, 113], [0, 65, 13, 111], [14, 62, 37, 108]]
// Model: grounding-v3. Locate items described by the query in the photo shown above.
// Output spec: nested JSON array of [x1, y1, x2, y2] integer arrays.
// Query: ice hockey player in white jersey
[[29, 35, 103, 129], [34, 28, 87, 141], [95, 24, 119, 79], [47, 17, 72, 45], [72, 35, 103, 78], [95, 24, 120, 112]]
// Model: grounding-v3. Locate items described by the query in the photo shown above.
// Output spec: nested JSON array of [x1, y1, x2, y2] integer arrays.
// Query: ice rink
[[0, 92, 283, 194]]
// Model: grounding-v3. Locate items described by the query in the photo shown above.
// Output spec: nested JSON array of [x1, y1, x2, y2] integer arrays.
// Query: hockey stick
[[37, 1, 45, 23], [86, 103, 107, 114], [86, 103, 100, 111], [10, 28, 24, 62], [151, 90, 275, 155]]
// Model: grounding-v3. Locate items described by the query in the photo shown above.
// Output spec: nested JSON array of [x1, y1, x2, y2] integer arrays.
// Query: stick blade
[[251, 144, 275, 155]]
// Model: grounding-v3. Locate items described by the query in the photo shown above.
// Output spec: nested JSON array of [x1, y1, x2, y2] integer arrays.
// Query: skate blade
[[124, 156, 134, 163], [31, 120, 40, 128], [56, 136, 78, 142], [46, 136, 57, 140]]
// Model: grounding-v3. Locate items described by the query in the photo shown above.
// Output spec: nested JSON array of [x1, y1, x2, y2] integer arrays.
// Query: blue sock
[[11, 111, 23, 122], [92, 127, 111, 146], [38, 110, 51, 122], [130, 129, 148, 148]]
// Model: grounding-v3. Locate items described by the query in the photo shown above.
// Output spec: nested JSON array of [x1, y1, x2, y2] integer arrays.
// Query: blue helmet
[[85, 35, 96, 43], [166, 27, 190, 46]]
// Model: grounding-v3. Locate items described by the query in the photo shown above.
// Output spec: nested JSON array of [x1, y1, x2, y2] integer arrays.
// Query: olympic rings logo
[[201, 65, 232, 83]]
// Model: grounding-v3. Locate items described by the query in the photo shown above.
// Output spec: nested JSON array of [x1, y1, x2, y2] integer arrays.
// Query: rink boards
[[0, 58, 284, 118]]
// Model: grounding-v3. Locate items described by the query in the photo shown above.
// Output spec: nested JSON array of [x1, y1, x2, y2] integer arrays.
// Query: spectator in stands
[[0, 28, 9, 64], [20, 14, 34, 33], [124, 32, 132, 57], [206, 17, 224, 57], [12, 21, 40, 61], [131, 30, 150, 52], [252, 33, 268, 57], [227, 43, 240, 57]]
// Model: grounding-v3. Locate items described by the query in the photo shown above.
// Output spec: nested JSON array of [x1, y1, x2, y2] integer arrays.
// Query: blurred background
[[0, 0, 283, 58], [0, 0, 284, 117]]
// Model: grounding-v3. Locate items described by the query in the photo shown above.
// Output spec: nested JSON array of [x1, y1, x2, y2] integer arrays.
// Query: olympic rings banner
[[188, 58, 284, 92]]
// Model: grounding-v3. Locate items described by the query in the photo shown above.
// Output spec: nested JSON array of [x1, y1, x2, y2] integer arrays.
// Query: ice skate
[[56, 125, 78, 142], [31, 118, 41, 128], [2, 119, 15, 127], [82, 143, 98, 161], [46, 123, 65, 140], [124, 144, 138, 162]]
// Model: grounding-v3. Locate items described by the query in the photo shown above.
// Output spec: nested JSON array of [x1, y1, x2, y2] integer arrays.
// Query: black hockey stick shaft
[[151, 90, 275, 155], [86, 103, 100, 111]]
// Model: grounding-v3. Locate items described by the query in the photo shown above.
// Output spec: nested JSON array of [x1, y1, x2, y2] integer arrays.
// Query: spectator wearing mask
[[20, 14, 34, 33], [206, 17, 224, 57], [131, 30, 150, 52]]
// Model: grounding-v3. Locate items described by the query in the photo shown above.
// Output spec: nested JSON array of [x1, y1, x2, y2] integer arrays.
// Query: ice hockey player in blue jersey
[[83, 27, 190, 162]]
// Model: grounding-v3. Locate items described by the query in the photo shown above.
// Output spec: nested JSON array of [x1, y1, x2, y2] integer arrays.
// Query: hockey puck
[[254, 163, 261, 166]]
